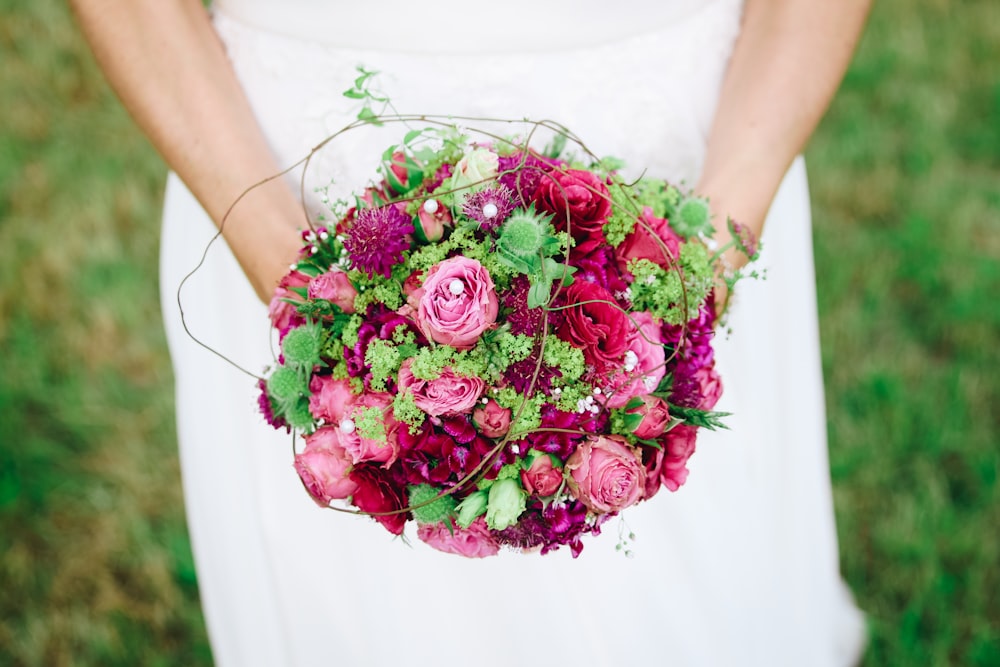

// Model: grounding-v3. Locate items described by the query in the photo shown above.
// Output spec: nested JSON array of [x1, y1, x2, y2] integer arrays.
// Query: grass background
[[1, 0, 997, 664]]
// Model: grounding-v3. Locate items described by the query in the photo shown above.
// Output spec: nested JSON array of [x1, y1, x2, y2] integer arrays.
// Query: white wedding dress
[[160, 1, 866, 665]]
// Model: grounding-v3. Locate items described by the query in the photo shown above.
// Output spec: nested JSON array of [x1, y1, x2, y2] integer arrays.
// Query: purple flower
[[343, 204, 413, 279], [497, 152, 553, 205], [503, 276, 565, 336], [257, 379, 289, 432], [462, 185, 516, 232], [663, 301, 718, 408]]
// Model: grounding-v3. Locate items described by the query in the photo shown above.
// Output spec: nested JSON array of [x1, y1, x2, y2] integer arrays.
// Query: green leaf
[[342, 89, 366, 100], [403, 129, 424, 144], [624, 396, 645, 411], [543, 132, 568, 159], [622, 412, 644, 433], [667, 403, 732, 431], [635, 437, 663, 450]]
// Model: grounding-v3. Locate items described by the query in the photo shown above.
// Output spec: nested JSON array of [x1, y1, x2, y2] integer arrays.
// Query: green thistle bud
[[497, 207, 549, 260], [455, 490, 489, 528], [284, 397, 315, 431], [485, 477, 527, 531], [408, 484, 457, 524], [674, 196, 712, 238], [267, 366, 305, 401], [281, 323, 323, 368]]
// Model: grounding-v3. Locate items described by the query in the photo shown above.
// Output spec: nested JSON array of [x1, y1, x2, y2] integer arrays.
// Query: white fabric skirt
[[160, 4, 865, 665]]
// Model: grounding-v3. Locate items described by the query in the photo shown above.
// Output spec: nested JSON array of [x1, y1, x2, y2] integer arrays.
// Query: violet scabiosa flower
[[461, 185, 516, 232], [343, 204, 413, 279], [502, 276, 565, 336]]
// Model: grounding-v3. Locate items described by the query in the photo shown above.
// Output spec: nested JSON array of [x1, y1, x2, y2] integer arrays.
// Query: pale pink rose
[[605, 311, 666, 409], [565, 435, 646, 514], [308, 375, 356, 424], [417, 517, 499, 558], [338, 392, 400, 467], [520, 454, 564, 497], [661, 424, 697, 492], [293, 426, 358, 506], [397, 359, 484, 417], [417, 256, 498, 349], [416, 200, 451, 243], [694, 365, 723, 411], [472, 399, 512, 438], [307, 269, 358, 313], [629, 395, 672, 440], [268, 270, 310, 333], [616, 206, 682, 273]]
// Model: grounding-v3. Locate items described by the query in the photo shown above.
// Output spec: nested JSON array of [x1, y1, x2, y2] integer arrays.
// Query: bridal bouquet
[[258, 119, 755, 558]]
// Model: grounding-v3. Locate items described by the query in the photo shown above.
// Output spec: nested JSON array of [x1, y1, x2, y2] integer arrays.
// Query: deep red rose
[[349, 465, 409, 535], [557, 281, 630, 372], [616, 206, 682, 274], [534, 168, 611, 240]]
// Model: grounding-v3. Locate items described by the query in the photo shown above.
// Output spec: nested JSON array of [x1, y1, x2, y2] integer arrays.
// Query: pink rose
[[660, 424, 698, 492], [293, 427, 358, 506], [640, 444, 666, 500], [307, 269, 358, 314], [339, 392, 400, 467], [308, 375, 356, 424], [417, 256, 498, 349], [397, 360, 484, 417], [616, 206, 682, 273], [402, 270, 425, 310], [628, 395, 672, 440], [565, 435, 645, 514], [520, 453, 564, 497], [604, 311, 666, 409], [694, 365, 723, 411], [268, 270, 310, 334], [416, 199, 451, 243], [472, 399, 512, 438], [417, 517, 499, 558]]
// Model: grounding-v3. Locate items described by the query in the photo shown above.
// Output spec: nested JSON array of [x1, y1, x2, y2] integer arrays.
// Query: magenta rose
[[339, 392, 400, 467], [616, 206, 682, 273], [565, 435, 645, 514], [307, 269, 358, 314], [349, 465, 408, 535], [628, 394, 673, 440], [417, 256, 499, 349], [397, 360, 485, 417], [268, 269, 310, 334], [520, 453, 564, 497], [417, 517, 499, 558], [308, 375, 356, 424], [604, 311, 667, 409], [694, 365, 723, 411], [534, 167, 611, 239], [639, 443, 666, 500], [557, 280, 630, 373], [661, 424, 698, 492], [293, 427, 358, 507], [472, 398, 512, 438]]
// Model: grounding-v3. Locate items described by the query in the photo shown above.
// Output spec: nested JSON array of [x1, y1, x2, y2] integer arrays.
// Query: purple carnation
[[257, 378, 289, 432], [663, 301, 718, 408], [497, 152, 552, 205], [503, 276, 565, 336], [343, 204, 413, 279]]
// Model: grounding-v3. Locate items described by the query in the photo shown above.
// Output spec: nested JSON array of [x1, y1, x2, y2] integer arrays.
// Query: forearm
[[697, 0, 871, 266], [71, 0, 303, 301]]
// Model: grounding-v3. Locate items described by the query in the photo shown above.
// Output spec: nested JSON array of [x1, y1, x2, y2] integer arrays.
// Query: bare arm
[[70, 0, 303, 301], [697, 0, 872, 272]]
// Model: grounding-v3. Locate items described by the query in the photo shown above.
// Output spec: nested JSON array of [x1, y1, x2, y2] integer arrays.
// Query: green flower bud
[[281, 324, 323, 367], [408, 484, 457, 525], [455, 490, 489, 529], [675, 196, 712, 238], [485, 477, 527, 531], [267, 366, 306, 402], [284, 397, 315, 431]]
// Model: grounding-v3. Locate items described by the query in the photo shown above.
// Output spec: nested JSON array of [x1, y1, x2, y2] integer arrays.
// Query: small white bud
[[339, 419, 356, 434], [422, 199, 439, 214], [448, 279, 465, 295]]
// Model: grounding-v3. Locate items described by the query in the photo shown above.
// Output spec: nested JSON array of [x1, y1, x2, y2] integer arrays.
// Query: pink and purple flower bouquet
[[259, 119, 756, 558]]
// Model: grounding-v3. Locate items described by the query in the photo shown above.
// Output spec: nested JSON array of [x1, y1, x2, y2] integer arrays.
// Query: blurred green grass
[[1, 0, 997, 665]]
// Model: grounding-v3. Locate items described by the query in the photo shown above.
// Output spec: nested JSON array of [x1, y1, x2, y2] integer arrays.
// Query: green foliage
[[407, 484, 457, 525]]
